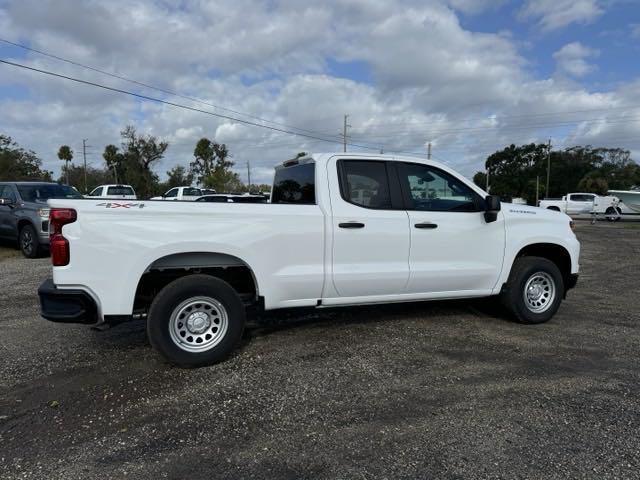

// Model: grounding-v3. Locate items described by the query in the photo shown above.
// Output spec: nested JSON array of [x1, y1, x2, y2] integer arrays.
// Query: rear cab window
[[271, 162, 316, 204], [106, 186, 135, 196], [183, 187, 202, 197]]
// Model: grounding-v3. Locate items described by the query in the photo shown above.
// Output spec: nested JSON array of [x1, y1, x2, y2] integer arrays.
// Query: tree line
[[0, 126, 270, 197], [473, 144, 640, 203], [3, 129, 637, 202]]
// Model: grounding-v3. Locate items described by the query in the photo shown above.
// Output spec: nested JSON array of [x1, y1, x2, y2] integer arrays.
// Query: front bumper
[[38, 278, 97, 324]]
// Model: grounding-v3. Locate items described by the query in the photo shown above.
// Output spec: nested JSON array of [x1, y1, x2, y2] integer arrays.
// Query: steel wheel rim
[[523, 271, 556, 313], [21, 229, 33, 254], [168, 296, 228, 352]]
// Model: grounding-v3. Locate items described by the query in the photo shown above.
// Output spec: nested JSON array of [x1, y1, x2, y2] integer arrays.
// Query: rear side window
[[183, 187, 202, 196], [106, 186, 134, 196], [340, 160, 391, 209], [570, 194, 594, 202], [271, 163, 315, 205]]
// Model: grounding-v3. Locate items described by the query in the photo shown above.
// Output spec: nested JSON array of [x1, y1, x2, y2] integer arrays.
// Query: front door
[[396, 162, 505, 294], [329, 158, 410, 297]]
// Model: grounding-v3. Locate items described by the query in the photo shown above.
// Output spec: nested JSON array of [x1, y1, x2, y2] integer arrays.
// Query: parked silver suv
[[0, 182, 83, 258]]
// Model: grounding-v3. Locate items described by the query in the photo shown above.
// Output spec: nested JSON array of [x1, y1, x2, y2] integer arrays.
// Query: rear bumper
[[38, 278, 97, 324]]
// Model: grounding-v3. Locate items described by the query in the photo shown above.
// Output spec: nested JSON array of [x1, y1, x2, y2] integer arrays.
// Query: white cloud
[[519, 0, 604, 31], [553, 42, 599, 77], [631, 23, 640, 39], [0, 0, 637, 185]]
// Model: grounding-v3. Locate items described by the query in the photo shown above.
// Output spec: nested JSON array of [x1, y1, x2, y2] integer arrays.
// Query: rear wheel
[[19, 224, 41, 258], [500, 256, 564, 324], [605, 207, 618, 222], [147, 274, 246, 367]]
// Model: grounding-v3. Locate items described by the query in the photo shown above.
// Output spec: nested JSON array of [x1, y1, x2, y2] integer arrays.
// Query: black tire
[[547, 206, 561, 212], [147, 274, 246, 367], [500, 256, 564, 324], [605, 207, 618, 222], [19, 224, 41, 258]]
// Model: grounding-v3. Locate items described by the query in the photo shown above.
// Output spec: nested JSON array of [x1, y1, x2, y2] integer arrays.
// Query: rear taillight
[[49, 208, 77, 266]]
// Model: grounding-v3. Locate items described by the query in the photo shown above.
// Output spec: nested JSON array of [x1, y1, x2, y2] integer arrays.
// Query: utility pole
[[427, 142, 432, 160], [82, 139, 88, 193], [379, 146, 384, 154], [342, 114, 351, 153], [246, 160, 251, 191], [536, 176, 540, 205], [545, 138, 551, 198], [486, 168, 490, 193]]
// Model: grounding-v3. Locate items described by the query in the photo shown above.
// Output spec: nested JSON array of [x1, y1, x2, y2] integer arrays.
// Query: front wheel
[[147, 274, 246, 367], [500, 257, 564, 324], [19, 224, 41, 258]]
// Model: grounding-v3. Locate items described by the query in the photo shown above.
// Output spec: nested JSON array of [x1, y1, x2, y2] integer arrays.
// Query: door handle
[[339, 222, 365, 229], [414, 222, 438, 229]]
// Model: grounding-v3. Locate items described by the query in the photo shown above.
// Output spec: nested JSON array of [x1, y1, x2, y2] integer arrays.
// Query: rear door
[[396, 162, 505, 294], [329, 158, 410, 297], [566, 194, 595, 214]]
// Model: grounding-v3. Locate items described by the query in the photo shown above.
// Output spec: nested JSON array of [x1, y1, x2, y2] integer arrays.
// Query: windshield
[[16, 184, 83, 203]]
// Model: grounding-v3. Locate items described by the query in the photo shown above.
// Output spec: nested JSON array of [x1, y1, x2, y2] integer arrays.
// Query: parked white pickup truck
[[86, 184, 137, 200], [539, 193, 619, 216], [39, 153, 580, 367], [151, 186, 203, 201]]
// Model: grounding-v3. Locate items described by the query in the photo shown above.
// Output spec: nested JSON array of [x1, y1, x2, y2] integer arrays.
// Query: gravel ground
[[1, 222, 639, 479]]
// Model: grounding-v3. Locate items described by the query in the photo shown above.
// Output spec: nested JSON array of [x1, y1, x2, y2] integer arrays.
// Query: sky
[[0, 0, 639, 185]]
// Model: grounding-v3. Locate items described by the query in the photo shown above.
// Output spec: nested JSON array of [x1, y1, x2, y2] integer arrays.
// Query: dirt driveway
[[1, 222, 639, 479]]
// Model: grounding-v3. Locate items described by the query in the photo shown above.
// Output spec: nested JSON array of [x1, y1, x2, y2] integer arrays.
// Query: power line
[[359, 104, 640, 130], [0, 37, 344, 141], [0, 59, 382, 152], [348, 114, 640, 141]]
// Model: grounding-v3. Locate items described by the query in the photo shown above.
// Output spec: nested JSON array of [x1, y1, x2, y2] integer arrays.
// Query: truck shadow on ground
[[242, 298, 509, 341], [87, 298, 510, 358]]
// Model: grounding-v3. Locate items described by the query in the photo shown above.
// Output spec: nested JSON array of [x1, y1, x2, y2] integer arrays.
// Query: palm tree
[[57, 145, 73, 185]]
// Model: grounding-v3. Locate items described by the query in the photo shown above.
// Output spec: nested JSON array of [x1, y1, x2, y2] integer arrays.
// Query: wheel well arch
[[514, 243, 572, 283], [133, 252, 259, 313], [17, 218, 33, 232]]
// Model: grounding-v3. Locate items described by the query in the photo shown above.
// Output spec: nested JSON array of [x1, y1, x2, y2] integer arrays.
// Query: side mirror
[[484, 195, 501, 223], [0, 197, 15, 207]]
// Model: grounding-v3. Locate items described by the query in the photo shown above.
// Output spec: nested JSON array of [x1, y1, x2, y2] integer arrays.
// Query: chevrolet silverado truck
[[38, 153, 580, 367]]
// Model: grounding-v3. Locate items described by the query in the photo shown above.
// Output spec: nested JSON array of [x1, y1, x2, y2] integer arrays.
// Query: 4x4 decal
[[96, 202, 145, 209]]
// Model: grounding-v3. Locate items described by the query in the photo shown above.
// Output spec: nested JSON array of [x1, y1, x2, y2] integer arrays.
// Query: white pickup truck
[[539, 193, 620, 217], [86, 184, 137, 200], [39, 153, 580, 367], [151, 186, 203, 201]]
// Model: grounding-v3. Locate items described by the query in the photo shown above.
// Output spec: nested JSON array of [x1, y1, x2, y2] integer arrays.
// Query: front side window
[[398, 163, 480, 212], [340, 160, 391, 209], [89, 187, 103, 196], [271, 163, 316, 204], [165, 188, 178, 198]]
